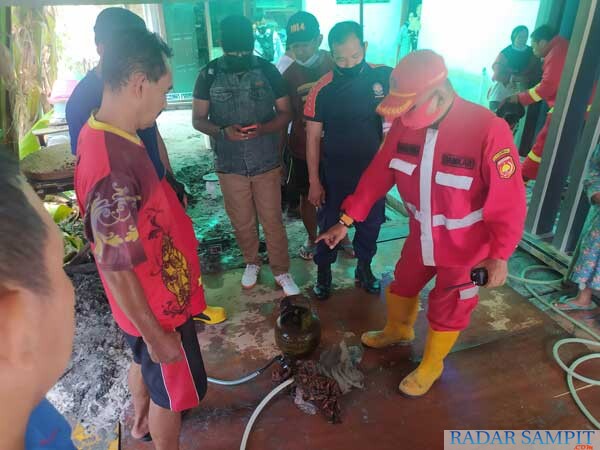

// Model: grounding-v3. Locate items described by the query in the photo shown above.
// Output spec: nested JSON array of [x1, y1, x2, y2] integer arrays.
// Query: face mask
[[224, 54, 253, 73], [336, 60, 365, 78], [400, 95, 441, 130], [296, 52, 320, 68]]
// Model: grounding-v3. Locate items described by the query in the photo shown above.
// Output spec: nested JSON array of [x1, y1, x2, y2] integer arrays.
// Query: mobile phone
[[240, 124, 258, 134]]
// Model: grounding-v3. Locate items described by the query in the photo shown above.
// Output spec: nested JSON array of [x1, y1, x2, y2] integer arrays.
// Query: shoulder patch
[[492, 148, 511, 162], [304, 71, 334, 119], [496, 155, 516, 179]]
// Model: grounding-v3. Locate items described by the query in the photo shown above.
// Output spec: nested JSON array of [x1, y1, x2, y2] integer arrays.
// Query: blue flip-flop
[[136, 432, 152, 442], [554, 296, 597, 311]]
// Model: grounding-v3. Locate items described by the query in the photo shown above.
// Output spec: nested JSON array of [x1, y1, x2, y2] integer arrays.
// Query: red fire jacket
[[518, 36, 569, 108], [342, 97, 527, 268]]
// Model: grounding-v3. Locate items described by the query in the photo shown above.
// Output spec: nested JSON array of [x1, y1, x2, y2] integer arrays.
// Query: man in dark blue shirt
[[66, 7, 190, 208], [67, 69, 167, 168], [304, 21, 391, 300]]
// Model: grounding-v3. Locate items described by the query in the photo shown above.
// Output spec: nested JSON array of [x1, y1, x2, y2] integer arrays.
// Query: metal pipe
[[359, 0, 364, 31]]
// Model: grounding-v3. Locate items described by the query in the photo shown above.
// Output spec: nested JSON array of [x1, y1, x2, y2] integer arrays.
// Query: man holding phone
[[193, 15, 299, 295]]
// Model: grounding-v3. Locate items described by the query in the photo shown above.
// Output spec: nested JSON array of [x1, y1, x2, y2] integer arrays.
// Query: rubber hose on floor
[[507, 264, 563, 285], [515, 265, 600, 429], [208, 355, 281, 386], [240, 378, 295, 450], [553, 338, 600, 428]]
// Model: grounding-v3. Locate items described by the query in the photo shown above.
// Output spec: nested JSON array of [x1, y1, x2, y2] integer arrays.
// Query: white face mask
[[296, 52, 320, 68]]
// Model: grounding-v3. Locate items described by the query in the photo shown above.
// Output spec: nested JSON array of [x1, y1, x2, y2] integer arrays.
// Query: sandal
[[554, 296, 597, 311], [133, 432, 152, 442], [299, 243, 316, 260], [341, 243, 356, 258]]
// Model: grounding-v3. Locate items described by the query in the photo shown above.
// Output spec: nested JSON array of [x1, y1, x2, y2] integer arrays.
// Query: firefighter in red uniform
[[318, 50, 527, 397], [507, 25, 568, 181]]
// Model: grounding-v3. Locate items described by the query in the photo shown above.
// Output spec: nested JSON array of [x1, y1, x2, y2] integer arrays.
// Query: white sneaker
[[275, 273, 300, 296], [242, 264, 260, 289]]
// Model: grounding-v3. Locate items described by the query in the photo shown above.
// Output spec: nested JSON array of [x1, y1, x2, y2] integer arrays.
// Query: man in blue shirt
[[66, 8, 169, 177], [0, 148, 76, 450], [67, 8, 189, 208]]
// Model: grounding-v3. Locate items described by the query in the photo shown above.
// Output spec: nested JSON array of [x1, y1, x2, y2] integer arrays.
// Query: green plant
[[6, 6, 58, 155], [44, 199, 86, 264]]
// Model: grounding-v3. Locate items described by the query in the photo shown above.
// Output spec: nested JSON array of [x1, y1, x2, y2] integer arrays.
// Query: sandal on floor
[[134, 432, 152, 442], [341, 244, 356, 258], [554, 296, 597, 311], [299, 244, 316, 260]]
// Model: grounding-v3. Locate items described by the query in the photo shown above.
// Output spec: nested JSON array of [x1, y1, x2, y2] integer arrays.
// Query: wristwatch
[[338, 213, 354, 228], [218, 125, 226, 139]]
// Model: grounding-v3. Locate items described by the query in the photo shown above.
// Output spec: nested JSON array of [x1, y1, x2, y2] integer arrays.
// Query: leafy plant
[[2, 6, 58, 156], [44, 199, 86, 264]]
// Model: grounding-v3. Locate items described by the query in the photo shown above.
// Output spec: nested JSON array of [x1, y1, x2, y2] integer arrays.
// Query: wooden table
[[32, 124, 69, 146], [27, 175, 74, 198]]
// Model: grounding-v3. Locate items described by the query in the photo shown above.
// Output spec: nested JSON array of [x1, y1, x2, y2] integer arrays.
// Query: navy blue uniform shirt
[[304, 62, 392, 184]]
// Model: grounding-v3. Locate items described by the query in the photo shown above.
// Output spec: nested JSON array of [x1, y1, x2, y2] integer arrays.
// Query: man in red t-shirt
[[282, 12, 336, 260], [75, 30, 206, 450]]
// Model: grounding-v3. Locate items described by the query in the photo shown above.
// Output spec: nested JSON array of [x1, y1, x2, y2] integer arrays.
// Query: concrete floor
[[121, 228, 599, 450]]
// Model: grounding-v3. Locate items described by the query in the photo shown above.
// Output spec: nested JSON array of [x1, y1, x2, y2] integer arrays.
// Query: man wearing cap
[[282, 12, 334, 261], [66, 7, 226, 326], [192, 15, 299, 296], [318, 50, 527, 397], [304, 21, 392, 300]]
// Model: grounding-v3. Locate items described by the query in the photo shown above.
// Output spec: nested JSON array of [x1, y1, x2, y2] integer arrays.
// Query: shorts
[[289, 156, 310, 197], [123, 318, 207, 412]]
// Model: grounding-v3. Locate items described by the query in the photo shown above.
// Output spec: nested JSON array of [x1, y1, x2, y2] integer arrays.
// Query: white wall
[[305, 0, 404, 67], [418, 0, 540, 102], [419, 0, 540, 75]]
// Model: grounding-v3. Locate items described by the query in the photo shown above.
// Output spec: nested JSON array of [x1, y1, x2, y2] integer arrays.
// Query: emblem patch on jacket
[[372, 82, 385, 98], [493, 148, 516, 179], [442, 154, 475, 169]]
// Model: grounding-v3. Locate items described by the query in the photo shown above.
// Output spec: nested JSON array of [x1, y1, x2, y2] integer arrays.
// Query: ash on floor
[[47, 272, 130, 438]]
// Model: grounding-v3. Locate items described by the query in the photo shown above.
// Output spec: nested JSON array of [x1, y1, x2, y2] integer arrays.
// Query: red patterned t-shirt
[[75, 115, 205, 336]]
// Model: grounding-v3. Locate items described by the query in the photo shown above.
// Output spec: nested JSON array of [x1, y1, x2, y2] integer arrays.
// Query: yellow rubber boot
[[361, 290, 419, 348], [193, 305, 227, 325], [399, 327, 459, 397]]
